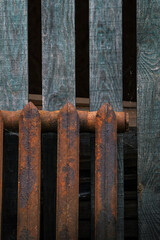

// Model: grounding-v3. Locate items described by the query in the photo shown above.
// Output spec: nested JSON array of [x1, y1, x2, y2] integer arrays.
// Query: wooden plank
[[89, 0, 122, 111], [137, 1, 160, 239], [29, 94, 42, 107], [41, 1, 76, 238], [17, 102, 41, 239], [0, 0, 28, 237], [0, 0, 28, 110], [29, 94, 137, 110], [42, 0, 75, 110], [89, 0, 123, 239]]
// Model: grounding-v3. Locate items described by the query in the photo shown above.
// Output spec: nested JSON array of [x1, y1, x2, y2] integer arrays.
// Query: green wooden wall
[[137, 0, 160, 239], [0, 0, 28, 110], [89, 0, 123, 239]]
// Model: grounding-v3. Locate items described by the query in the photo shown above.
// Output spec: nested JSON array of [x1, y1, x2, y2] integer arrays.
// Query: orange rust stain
[[18, 103, 41, 240], [56, 103, 79, 240], [113, 122, 117, 142], [106, 114, 113, 123]]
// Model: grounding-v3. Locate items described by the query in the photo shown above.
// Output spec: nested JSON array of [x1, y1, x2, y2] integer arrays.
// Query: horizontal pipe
[[1, 107, 129, 133]]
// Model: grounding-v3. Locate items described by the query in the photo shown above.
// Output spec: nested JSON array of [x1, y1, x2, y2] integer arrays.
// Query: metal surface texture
[[0, 101, 128, 239], [1, 105, 129, 133], [56, 103, 79, 240], [95, 103, 117, 240], [0, 111, 3, 239], [17, 102, 41, 240]]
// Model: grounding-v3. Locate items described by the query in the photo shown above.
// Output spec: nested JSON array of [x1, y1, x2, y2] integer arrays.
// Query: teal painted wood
[[41, 2, 75, 239], [89, 0, 123, 239], [42, 0, 75, 111], [137, 1, 160, 239], [0, 0, 28, 110], [0, 1, 28, 237]]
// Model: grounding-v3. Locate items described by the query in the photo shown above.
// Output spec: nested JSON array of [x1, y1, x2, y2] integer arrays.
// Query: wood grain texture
[[41, 2, 76, 238], [0, 0, 28, 110], [89, 0, 123, 239], [42, 0, 75, 110], [89, 0, 122, 111], [137, 1, 160, 239]]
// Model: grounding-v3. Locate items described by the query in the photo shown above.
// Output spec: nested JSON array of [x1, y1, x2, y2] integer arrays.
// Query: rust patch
[[62, 163, 75, 189], [17, 102, 41, 240], [95, 103, 117, 240], [56, 103, 79, 240], [20, 164, 36, 208], [1, 108, 128, 133], [0, 102, 127, 240]]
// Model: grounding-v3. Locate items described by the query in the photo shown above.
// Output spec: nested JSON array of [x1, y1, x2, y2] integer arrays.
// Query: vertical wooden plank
[[137, 1, 160, 239], [89, 0, 123, 239], [0, 0, 28, 237], [95, 103, 117, 240], [17, 102, 41, 239], [42, 0, 75, 110], [0, 0, 28, 110], [57, 103, 79, 240], [89, 0, 122, 111], [41, 1, 76, 238], [0, 112, 3, 239]]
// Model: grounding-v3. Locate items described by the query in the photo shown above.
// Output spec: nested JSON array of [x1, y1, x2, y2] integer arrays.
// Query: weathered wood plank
[[89, 1, 122, 111], [42, 0, 75, 110], [137, 1, 160, 239], [89, 0, 123, 239], [0, 1, 28, 237], [41, 1, 76, 238], [0, 0, 28, 110]]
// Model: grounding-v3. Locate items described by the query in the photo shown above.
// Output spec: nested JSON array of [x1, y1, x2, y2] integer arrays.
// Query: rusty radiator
[[0, 102, 128, 239]]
